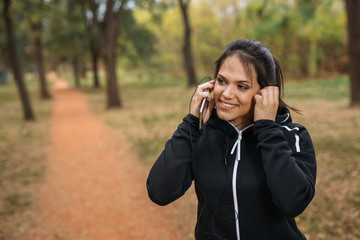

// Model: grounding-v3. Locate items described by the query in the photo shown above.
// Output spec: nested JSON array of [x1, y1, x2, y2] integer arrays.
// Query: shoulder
[[280, 122, 304, 134], [280, 122, 314, 154]]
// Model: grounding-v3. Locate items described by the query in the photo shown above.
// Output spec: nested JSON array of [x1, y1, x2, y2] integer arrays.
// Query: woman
[[146, 39, 316, 240]]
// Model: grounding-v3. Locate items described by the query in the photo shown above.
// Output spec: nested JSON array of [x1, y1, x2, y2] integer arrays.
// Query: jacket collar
[[275, 107, 292, 124], [207, 107, 293, 134]]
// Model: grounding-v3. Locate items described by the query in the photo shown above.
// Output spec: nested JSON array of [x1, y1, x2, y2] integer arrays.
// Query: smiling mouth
[[220, 100, 238, 109]]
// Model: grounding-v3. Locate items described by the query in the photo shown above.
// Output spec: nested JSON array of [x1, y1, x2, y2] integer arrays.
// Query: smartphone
[[199, 89, 209, 130]]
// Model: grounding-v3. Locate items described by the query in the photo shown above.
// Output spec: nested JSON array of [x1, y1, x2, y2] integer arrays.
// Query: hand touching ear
[[254, 86, 279, 122]]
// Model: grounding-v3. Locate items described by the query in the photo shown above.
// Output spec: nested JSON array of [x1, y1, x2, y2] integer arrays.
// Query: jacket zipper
[[229, 124, 253, 240], [231, 131, 242, 240]]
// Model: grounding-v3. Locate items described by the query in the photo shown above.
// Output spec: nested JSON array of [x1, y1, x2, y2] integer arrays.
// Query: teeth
[[222, 102, 236, 108]]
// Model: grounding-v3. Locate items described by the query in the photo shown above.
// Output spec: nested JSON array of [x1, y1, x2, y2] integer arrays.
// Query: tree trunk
[[88, 0, 123, 108], [99, 17, 122, 108], [79, 0, 100, 88], [103, 45, 121, 108], [345, 0, 360, 107], [179, 0, 197, 87], [34, 30, 51, 99], [90, 41, 100, 88], [3, 0, 35, 121], [73, 57, 81, 88]]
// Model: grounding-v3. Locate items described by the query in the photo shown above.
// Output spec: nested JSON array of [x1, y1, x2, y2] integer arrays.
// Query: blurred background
[[0, 0, 359, 239]]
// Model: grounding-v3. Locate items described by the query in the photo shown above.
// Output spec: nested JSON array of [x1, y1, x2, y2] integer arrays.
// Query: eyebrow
[[217, 73, 252, 84]]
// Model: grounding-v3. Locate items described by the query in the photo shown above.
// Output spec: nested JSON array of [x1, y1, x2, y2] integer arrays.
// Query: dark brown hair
[[214, 39, 299, 114]]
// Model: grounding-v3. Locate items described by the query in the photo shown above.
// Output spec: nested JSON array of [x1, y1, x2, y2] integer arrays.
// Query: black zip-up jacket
[[147, 108, 316, 240]]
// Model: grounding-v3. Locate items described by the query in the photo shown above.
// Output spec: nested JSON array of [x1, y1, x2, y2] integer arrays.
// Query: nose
[[222, 85, 235, 99]]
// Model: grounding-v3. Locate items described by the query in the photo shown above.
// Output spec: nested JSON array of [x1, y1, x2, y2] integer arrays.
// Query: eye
[[216, 78, 225, 84], [238, 84, 249, 90]]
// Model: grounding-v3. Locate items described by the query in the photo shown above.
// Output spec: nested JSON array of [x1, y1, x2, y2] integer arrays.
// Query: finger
[[259, 88, 269, 104], [269, 86, 279, 104], [268, 87, 274, 103], [254, 94, 263, 104], [208, 97, 215, 112], [198, 80, 215, 92], [198, 91, 212, 101], [273, 86, 279, 102]]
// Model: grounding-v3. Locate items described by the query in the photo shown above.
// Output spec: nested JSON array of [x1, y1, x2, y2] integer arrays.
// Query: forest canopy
[[0, 0, 347, 79]]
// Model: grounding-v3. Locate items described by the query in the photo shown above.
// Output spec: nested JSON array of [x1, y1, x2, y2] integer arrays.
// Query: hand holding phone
[[199, 89, 209, 129], [189, 78, 215, 129]]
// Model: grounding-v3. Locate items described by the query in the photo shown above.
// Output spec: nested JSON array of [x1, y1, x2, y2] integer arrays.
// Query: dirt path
[[23, 76, 196, 239]]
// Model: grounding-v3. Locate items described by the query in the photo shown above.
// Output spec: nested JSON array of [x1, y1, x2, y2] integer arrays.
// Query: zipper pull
[[237, 132, 242, 161], [230, 131, 242, 161]]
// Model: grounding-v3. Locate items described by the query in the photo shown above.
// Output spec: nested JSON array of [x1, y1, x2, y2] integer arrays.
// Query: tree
[[31, 0, 52, 99], [178, 0, 197, 87], [88, 0, 126, 108], [65, 0, 89, 88], [89, 35, 100, 88], [80, 13, 101, 89], [10, 0, 52, 98], [3, 0, 35, 120], [345, 0, 360, 107], [45, 0, 89, 88], [79, 0, 100, 88]]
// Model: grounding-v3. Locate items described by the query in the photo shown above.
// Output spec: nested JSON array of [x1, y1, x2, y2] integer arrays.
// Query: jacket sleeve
[[146, 114, 201, 206], [253, 120, 317, 217]]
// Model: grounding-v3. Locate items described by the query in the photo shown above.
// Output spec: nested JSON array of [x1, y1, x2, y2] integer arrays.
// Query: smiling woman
[[147, 39, 317, 240]]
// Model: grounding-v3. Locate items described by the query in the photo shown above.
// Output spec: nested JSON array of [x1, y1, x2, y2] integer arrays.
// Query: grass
[[0, 75, 52, 239], [284, 75, 349, 100], [81, 72, 360, 240]]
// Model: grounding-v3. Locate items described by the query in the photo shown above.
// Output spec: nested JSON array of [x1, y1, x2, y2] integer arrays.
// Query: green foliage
[[45, 1, 89, 64], [118, 9, 157, 68], [0, 2, 6, 69], [134, 0, 347, 78], [1, 1, 34, 72], [132, 7, 184, 73], [1, 0, 348, 80]]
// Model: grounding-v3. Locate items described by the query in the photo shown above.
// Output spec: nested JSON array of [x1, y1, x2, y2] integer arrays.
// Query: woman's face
[[213, 55, 260, 129]]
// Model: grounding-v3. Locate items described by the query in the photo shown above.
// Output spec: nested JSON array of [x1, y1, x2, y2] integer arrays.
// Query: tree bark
[[72, 57, 81, 88], [179, 0, 197, 87], [91, 42, 100, 88], [345, 0, 360, 107], [88, 0, 124, 108], [3, 0, 35, 121], [34, 24, 51, 100]]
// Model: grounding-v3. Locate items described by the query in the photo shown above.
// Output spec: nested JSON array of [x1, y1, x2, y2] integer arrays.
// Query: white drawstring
[[231, 133, 242, 161]]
